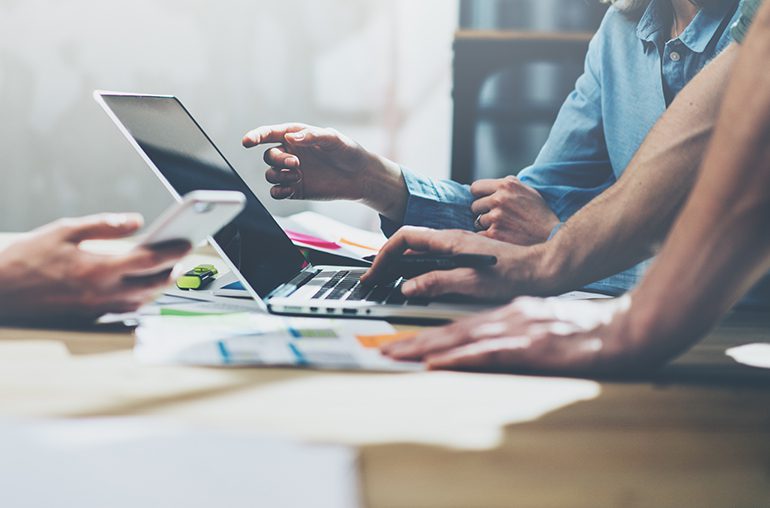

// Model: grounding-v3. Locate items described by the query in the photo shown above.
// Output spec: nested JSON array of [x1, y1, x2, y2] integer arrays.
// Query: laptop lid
[[95, 91, 309, 300]]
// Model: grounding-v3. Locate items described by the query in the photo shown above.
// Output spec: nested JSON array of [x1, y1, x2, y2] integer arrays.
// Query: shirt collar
[[636, 0, 668, 44], [636, 0, 736, 53]]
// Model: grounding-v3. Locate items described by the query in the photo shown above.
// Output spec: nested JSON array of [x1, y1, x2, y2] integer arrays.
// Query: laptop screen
[[99, 94, 308, 298]]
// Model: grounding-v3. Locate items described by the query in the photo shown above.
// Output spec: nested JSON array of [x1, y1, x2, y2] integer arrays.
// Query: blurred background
[[0, 0, 606, 232]]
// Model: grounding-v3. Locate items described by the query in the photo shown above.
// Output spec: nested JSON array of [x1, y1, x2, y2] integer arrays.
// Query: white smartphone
[[137, 190, 246, 248]]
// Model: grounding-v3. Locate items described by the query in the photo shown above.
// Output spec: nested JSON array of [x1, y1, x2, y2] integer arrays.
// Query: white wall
[[0, 0, 457, 231]]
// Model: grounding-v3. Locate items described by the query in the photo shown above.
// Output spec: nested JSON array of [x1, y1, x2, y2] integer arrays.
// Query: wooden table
[[0, 233, 768, 506], [1, 306, 769, 507]]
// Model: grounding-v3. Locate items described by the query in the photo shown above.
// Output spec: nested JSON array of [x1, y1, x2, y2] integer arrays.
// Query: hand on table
[[242, 123, 407, 220], [0, 214, 191, 323], [471, 176, 559, 246], [382, 295, 653, 376], [361, 226, 550, 301]]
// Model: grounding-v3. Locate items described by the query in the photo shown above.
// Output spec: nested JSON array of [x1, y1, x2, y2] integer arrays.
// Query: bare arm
[[627, 5, 770, 359], [538, 44, 739, 294], [383, 3, 770, 373]]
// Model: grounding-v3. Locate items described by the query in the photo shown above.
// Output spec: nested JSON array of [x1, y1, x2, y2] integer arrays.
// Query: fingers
[[425, 337, 532, 370], [93, 290, 162, 315], [283, 127, 344, 151], [266, 168, 302, 186], [110, 240, 191, 276], [425, 334, 603, 373], [58, 213, 144, 243], [470, 195, 495, 216], [270, 185, 299, 200], [470, 176, 519, 198], [242, 123, 308, 147], [400, 268, 479, 298], [264, 146, 300, 169], [382, 319, 475, 360], [265, 159, 303, 185], [474, 212, 491, 232], [264, 146, 303, 199], [243, 124, 345, 151], [361, 227, 465, 284], [470, 178, 503, 198], [265, 167, 302, 185], [122, 268, 174, 289], [382, 305, 517, 360], [97, 266, 183, 315]]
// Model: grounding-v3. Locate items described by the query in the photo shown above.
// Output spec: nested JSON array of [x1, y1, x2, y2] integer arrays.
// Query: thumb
[[62, 213, 144, 242]]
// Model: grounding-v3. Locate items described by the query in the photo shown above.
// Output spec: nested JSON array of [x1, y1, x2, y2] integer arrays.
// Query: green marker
[[177, 264, 218, 290]]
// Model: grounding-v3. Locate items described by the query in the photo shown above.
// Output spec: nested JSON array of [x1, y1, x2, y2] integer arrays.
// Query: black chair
[[450, 30, 593, 184]]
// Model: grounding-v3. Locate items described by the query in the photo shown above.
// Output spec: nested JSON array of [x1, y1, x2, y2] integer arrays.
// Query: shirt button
[[670, 51, 681, 62]]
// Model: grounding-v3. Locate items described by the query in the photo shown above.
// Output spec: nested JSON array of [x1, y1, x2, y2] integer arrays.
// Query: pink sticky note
[[286, 230, 341, 250]]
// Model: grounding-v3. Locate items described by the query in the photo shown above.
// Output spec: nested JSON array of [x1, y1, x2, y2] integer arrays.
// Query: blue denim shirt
[[382, 0, 742, 296]]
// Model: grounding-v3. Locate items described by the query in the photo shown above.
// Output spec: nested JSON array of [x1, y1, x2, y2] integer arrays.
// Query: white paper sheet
[[726, 343, 770, 369], [0, 419, 359, 508]]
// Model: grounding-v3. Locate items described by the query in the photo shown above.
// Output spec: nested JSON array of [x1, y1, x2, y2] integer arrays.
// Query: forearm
[[537, 45, 739, 294], [350, 153, 409, 222], [629, 11, 770, 360], [0, 244, 21, 320]]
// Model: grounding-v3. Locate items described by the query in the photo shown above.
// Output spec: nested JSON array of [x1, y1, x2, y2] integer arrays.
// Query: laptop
[[95, 91, 498, 321]]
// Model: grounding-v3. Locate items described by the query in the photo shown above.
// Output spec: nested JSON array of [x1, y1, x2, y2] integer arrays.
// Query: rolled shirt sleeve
[[379, 167, 476, 237], [732, 0, 763, 43]]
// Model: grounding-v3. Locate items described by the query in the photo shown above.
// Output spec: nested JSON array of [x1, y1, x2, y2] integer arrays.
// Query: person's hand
[[0, 214, 191, 323], [242, 123, 407, 221], [361, 226, 552, 301], [382, 295, 658, 376], [470, 176, 559, 246]]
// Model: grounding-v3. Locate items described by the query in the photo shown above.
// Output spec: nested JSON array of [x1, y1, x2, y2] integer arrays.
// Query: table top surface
[[1, 236, 769, 507], [2, 311, 769, 507]]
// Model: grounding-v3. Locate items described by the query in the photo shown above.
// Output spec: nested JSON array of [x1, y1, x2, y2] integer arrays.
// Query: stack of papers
[[136, 312, 422, 372]]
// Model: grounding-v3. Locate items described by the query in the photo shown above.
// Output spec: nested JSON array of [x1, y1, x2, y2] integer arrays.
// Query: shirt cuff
[[379, 166, 476, 237]]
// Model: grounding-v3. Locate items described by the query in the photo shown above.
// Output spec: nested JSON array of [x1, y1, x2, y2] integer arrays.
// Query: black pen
[[386, 254, 497, 279]]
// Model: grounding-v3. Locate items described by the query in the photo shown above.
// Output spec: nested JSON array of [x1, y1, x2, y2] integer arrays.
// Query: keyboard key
[[385, 290, 407, 305], [347, 282, 372, 301], [325, 289, 348, 300], [312, 271, 348, 299], [326, 283, 357, 300], [366, 282, 396, 303]]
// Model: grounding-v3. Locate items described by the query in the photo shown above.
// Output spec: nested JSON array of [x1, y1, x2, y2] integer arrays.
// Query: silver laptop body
[[95, 91, 495, 321]]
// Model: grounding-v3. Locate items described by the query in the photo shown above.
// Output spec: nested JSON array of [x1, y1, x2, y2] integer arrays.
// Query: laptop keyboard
[[308, 270, 424, 306], [311, 271, 351, 300]]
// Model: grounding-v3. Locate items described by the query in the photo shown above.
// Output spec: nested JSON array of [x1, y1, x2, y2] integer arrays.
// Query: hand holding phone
[[137, 190, 246, 248], [124, 191, 245, 278]]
